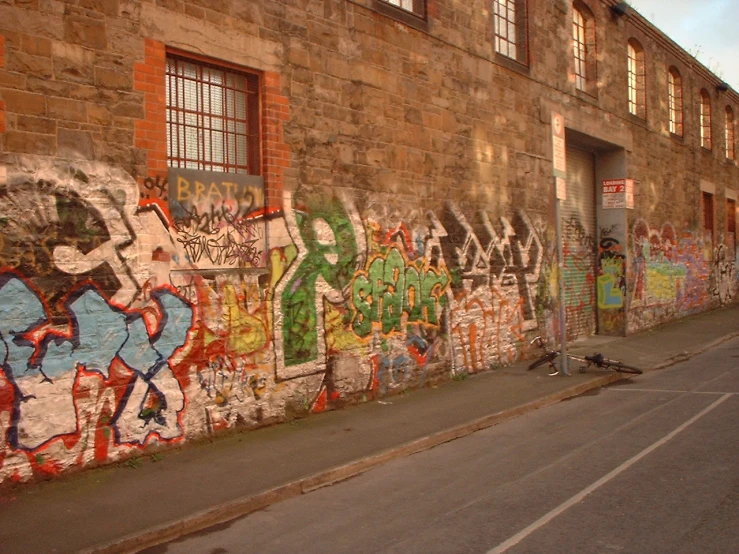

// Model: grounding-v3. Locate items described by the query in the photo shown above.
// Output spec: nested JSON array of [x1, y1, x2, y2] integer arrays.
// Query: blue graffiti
[[0, 273, 193, 449]]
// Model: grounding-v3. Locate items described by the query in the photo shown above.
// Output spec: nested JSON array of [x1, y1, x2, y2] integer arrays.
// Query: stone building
[[0, 0, 736, 483]]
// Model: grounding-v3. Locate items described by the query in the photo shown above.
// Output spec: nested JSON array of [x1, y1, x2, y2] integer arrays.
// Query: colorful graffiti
[[439, 205, 543, 372], [0, 162, 197, 482], [274, 190, 366, 379], [562, 215, 596, 340], [597, 236, 626, 310], [6, 154, 735, 487], [629, 219, 736, 332], [0, 162, 177, 312], [169, 168, 267, 270], [0, 273, 192, 450], [710, 243, 735, 305], [351, 246, 449, 338]]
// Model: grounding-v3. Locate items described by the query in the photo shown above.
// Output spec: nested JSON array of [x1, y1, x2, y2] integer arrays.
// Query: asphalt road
[[142, 336, 739, 554]]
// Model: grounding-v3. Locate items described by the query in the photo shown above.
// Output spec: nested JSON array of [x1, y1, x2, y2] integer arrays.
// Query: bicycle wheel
[[605, 361, 642, 375], [528, 352, 557, 370]]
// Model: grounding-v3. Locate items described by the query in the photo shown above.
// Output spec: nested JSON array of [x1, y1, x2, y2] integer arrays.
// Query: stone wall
[[0, 0, 736, 484]]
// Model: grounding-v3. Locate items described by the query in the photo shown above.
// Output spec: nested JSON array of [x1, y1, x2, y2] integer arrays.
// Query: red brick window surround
[[493, 0, 527, 65], [667, 67, 683, 136], [700, 89, 712, 149], [627, 39, 646, 119], [165, 53, 260, 175], [726, 106, 736, 161], [134, 40, 290, 212], [134, 38, 168, 195], [727, 198, 737, 249]]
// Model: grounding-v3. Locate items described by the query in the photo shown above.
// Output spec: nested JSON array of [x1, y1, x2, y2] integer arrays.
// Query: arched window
[[627, 39, 646, 118], [667, 67, 683, 136], [700, 89, 712, 149], [727, 106, 736, 161], [493, 0, 528, 64], [572, 8, 587, 91], [572, 2, 595, 94]]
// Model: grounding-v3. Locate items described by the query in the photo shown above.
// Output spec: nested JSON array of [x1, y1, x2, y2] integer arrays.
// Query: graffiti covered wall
[[628, 219, 737, 332], [0, 159, 553, 483], [0, 0, 737, 488]]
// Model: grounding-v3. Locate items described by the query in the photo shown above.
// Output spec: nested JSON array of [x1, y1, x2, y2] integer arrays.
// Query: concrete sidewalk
[[1, 305, 737, 554]]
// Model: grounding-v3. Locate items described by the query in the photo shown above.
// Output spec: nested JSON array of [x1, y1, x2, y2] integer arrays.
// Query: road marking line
[[486, 393, 732, 554], [608, 388, 736, 395]]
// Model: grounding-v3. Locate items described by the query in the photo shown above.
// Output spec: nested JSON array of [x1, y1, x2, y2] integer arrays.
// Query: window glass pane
[[727, 107, 736, 160], [382, 0, 422, 16], [493, 0, 519, 60], [573, 9, 587, 91], [166, 55, 259, 174]]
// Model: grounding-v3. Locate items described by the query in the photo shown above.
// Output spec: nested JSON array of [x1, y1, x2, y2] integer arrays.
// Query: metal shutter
[[562, 145, 597, 340]]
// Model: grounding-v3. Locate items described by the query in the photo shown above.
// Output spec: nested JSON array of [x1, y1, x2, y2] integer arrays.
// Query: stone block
[[94, 67, 133, 91], [57, 126, 94, 159], [7, 52, 53, 79], [0, 88, 46, 116], [79, 0, 119, 16], [47, 96, 87, 122], [64, 15, 108, 50], [16, 114, 56, 134], [4, 130, 55, 155]]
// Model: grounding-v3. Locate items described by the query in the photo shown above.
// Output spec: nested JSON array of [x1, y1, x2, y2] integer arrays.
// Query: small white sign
[[556, 177, 567, 201], [552, 112, 566, 178]]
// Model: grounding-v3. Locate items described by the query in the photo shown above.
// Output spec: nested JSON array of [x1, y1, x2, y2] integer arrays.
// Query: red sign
[[602, 179, 634, 209]]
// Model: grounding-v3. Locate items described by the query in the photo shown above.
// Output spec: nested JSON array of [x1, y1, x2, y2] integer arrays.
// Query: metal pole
[[554, 183, 569, 376]]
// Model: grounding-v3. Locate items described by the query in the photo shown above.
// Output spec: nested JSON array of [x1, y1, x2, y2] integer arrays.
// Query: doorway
[[562, 144, 597, 340]]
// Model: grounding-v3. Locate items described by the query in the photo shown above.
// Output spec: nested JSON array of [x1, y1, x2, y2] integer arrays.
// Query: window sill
[[371, 1, 430, 33], [575, 87, 599, 105], [627, 112, 648, 129], [493, 52, 530, 76], [669, 132, 685, 144]]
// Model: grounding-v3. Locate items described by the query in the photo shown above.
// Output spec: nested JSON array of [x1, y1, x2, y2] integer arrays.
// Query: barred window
[[726, 106, 736, 161], [493, 0, 526, 63], [667, 67, 683, 136], [700, 89, 712, 149], [573, 8, 587, 91], [166, 54, 261, 174], [382, 0, 425, 17], [627, 39, 646, 119]]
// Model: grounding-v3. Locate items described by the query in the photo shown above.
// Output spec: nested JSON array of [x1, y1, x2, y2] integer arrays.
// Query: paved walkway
[[1, 305, 738, 554]]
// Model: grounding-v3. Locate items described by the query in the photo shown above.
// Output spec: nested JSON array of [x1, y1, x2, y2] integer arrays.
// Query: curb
[[81, 330, 739, 554], [81, 372, 625, 554], [650, 330, 739, 370]]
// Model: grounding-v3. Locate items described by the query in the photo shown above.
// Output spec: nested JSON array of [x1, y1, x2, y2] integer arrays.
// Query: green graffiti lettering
[[282, 197, 358, 367], [351, 247, 449, 338], [381, 248, 405, 335], [351, 274, 372, 337]]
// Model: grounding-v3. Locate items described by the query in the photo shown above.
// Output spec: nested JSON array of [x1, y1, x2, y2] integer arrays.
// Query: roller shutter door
[[562, 145, 597, 340]]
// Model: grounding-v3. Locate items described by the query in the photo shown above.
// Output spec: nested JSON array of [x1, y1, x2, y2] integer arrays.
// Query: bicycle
[[527, 336, 642, 375]]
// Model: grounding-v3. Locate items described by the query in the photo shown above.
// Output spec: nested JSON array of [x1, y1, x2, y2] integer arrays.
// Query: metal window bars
[[166, 55, 260, 175]]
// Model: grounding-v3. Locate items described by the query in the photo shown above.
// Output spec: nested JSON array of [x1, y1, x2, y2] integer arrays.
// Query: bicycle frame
[[528, 336, 642, 375]]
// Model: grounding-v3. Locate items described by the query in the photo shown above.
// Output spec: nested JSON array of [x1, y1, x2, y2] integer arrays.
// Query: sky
[[628, 0, 739, 90]]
